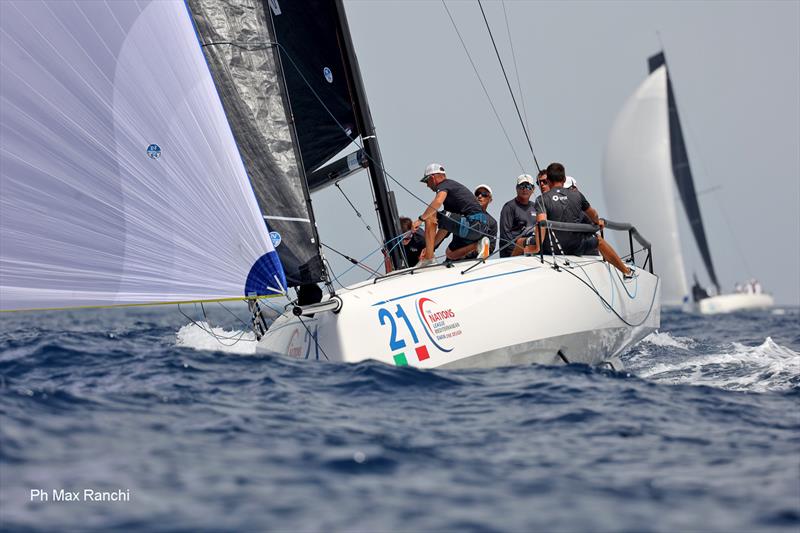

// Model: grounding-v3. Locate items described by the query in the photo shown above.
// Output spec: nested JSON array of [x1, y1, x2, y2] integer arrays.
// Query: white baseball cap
[[421, 162, 446, 182], [564, 176, 578, 189], [516, 174, 535, 186], [474, 184, 493, 195]]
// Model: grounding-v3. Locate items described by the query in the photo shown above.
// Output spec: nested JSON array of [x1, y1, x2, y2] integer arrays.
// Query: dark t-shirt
[[486, 212, 498, 253], [435, 179, 482, 217], [499, 198, 536, 257], [540, 187, 594, 253], [403, 228, 425, 267]]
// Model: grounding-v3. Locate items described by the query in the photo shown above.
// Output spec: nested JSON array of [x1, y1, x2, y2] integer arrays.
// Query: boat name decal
[[417, 298, 459, 353]]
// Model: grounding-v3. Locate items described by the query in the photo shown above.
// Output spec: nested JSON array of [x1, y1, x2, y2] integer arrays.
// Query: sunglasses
[[475, 191, 491, 198], [537, 180, 548, 185], [517, 183, 533, 190]]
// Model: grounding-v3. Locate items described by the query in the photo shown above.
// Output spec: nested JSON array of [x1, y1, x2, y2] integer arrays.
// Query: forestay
[[0, 0, 284, 311]]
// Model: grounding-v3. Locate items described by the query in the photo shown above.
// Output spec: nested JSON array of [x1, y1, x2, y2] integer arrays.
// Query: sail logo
[[416, 297, 460, 352], [268, 0, 282, 15], [146, 144, 161, 159], [269, 231, 282, 248], [323, 67, 333, 84]]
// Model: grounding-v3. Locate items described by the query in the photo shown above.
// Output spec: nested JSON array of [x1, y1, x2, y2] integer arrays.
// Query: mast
[[333, 0, 407, 270]]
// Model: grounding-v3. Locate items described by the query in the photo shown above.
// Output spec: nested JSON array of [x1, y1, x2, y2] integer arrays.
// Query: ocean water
[[1, 306, 798, 532]]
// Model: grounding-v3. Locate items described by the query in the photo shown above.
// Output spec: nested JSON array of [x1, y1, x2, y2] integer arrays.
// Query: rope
[[178, 304, 255, 346]]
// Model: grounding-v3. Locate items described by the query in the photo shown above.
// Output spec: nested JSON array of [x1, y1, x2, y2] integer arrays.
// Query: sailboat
[[1, 0, 660, 369], [603, 51, 773, 315]]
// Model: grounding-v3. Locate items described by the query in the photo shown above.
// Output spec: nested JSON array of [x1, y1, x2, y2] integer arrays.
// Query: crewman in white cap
[[412, 163, 491, 266], [498, 174, 538, 257]]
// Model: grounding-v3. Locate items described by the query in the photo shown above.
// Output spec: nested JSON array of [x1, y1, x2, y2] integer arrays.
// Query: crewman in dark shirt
[[499, 174, 538, 257], [399, 216, 425, 268], [532, 162, 633, 277], [412, 163, 491, 266], [464, 184, 498, 259]]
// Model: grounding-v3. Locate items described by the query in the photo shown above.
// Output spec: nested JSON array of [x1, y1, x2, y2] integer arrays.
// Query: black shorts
[[543, 234, 598, 256], [572, 235, 599, 256], [436, 211, 488, 251]]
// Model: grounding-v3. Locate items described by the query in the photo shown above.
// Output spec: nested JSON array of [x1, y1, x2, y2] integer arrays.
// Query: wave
[[632, 337, 799, 393], [175, 322, 256, 355], [642, 330, 695, 350]]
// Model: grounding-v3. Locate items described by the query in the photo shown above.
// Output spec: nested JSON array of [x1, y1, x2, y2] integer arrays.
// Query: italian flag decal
[[393, 345, 430, 366]]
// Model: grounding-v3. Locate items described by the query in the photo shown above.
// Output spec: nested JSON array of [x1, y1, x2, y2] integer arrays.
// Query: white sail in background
[[603, 66, 688, 304], [0, 1, 285, 311]]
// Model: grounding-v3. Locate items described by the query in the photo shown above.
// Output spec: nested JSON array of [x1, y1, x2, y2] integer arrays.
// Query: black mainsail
[[648, 52, 720, 293]]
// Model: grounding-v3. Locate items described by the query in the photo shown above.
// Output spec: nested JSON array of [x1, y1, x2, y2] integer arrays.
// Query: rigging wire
[[476, 0, 540, 172], [334, 181, 384, 246], [440, 0, 526, 173], [501, 0, 532, 140], [320, 242, 382, 276]]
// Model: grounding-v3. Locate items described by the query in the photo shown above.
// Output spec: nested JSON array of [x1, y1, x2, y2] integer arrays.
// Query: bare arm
[[532, 212, 547, 253], [412, 190, 448, 230], [584, 206, 602, 226]]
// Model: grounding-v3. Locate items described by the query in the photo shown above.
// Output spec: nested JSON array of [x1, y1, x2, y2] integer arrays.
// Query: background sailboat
[[602, 51, 773, 314]]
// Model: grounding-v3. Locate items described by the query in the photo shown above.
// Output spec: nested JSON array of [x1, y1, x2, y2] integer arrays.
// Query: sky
[[311, 0, 800, 305]]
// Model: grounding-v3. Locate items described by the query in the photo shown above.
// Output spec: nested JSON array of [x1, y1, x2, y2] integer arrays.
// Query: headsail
[[649, 52, 720, 293], [0, 0, 284, 311], [603, 66, 689, 304]]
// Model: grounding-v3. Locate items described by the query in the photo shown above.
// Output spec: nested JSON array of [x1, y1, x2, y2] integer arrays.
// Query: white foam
[[642, 330, 694, 350], [175, 322, 257, 355], [637, 337, 799, 392]]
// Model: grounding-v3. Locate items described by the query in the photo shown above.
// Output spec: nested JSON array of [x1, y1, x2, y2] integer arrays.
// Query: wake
[[630, 333, 799, 393]]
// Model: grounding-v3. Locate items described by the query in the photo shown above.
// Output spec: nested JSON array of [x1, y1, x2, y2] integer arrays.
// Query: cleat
[[477, 237, 490, 259]]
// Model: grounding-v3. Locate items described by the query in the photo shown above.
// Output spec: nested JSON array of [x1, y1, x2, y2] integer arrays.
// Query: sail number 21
[[377, 304, 418, 350]]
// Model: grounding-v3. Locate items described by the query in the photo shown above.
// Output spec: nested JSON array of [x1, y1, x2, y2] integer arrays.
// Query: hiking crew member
[[412, 163, 491, 266], [533, 162, 633, 278], [499, 174, 537, 257], [464, 184, 498, 259]]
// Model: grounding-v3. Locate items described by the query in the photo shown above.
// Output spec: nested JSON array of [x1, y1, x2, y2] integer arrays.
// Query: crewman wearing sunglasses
[[499, 174, 538, 257]]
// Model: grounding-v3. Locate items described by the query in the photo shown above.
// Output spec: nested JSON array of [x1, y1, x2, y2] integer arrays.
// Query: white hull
[[256, 256, 661, 369], [698, 293, 774, 315]]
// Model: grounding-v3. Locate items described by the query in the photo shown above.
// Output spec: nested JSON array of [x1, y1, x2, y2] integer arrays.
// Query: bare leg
[[422, 216, 438, 260], [447, 242, 477, 260], [597, 236, 630, 275], [510, 237, 526, 256]]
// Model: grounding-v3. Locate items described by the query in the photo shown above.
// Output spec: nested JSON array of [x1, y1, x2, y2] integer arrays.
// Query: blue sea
[[1, 306, 798, 532]]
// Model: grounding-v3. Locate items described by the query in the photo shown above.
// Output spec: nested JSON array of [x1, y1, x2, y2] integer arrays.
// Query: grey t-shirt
[[499, 198, 536, 257], [540, 187, 594, 252]]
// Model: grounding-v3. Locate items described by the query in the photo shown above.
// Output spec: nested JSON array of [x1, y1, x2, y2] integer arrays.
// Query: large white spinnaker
[[0, 0, 284, 311], [603, 66, 688, 304]]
